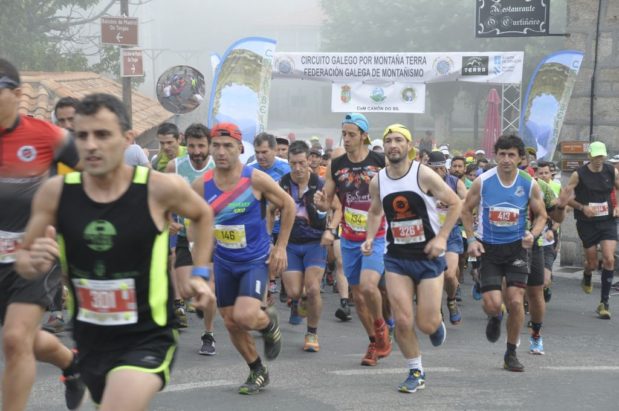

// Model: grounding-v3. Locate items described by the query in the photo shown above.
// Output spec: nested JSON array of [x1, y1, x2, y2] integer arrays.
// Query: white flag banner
[[273, 52, 524, 84], [332, 82, 426, 113]]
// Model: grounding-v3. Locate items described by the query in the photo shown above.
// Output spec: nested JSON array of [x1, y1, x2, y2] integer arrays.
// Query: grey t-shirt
[[124, 144, 150, 166]]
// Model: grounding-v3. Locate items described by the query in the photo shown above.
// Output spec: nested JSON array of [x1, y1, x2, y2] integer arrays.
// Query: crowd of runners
[[1, 57, 618, 410]]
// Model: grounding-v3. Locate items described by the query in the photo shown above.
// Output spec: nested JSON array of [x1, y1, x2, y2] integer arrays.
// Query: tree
[[320, 0, 565, 141]]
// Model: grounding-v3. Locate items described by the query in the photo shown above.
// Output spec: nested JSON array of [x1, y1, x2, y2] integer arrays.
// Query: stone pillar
[[560, 0, 619, 266]]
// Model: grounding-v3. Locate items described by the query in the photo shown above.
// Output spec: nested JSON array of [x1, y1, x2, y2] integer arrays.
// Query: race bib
[[589, 202, 609, 217], [344, 207, 368, 232], [73, 278, 137, 326], [214, 224, 247, 249], [0, 231, 23, 264], [437, 208, 448, 225], [489, 206, 519, 227], [391, 219, 425, 244]]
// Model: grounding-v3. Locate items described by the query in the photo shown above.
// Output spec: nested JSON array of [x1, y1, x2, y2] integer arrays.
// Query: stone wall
[[560, 0, 618, 266]]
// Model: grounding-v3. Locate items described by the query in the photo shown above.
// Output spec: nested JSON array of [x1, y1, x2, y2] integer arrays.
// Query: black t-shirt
[[574, 163, 615, 222]]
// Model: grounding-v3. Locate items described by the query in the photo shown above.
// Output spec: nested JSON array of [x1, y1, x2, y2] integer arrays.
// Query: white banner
[[332, 82, 426, 113], [273, 52, 524, 84]]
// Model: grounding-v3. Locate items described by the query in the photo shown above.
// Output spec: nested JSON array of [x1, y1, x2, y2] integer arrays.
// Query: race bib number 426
[[214, 224, 247, 249], [73, 278, 137, 326]]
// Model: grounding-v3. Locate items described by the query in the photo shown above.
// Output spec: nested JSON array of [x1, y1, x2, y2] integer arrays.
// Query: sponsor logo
[[370, 87, 386, 103], [401, 87, 416, 103], [275, 56, 294, 74], [341, 85, 351, 103], [17, 145, 37, 162], [462, 56, 489, 76], [493, 55, 503, 75], [432, 56, 453, 76], [515, 186, 525, 197]]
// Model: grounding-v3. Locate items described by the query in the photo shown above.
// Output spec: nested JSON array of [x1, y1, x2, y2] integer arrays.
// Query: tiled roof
[[19, 71, 171, 136]]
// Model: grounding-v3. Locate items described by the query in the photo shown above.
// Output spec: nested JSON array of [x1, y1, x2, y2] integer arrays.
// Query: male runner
[[16, 93, 215, 410], [564, 141, 619, 319], [362, 123, 460, 393], [151, 123, 187, 172], [427, 151, 467, 324], [165, 123, 217, 354], [315, 113, 392, 366], [194, 123, 295, 394], [0, 58, 85, 411], [276, 136, 289, 159], [462, 134, 547, 372]]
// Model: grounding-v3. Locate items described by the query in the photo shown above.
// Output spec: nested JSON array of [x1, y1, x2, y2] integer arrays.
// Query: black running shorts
[[576, 219, 618, 249], [479, 240, 529, 293], [527, 243, 544, 287], [174, 236, 193, 268]]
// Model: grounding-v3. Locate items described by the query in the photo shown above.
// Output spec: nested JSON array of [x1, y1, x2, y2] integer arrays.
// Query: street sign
[[560, 141, 589, 154], [101, 16, 139, 46], [476, 0, 550, 38], [121, 49, 144, 77], [561, 159, 587, 172]]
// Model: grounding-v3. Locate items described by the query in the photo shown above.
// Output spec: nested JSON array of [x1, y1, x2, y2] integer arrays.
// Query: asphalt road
[[9, 264, 619, 410]]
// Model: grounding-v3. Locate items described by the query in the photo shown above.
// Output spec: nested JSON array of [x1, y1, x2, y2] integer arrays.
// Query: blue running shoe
[[289, 304, 303, 325], [398, 369, 426, 393], [472, 282, 482, 301], [529, 335, 544, 355], [429, 321, 446, 347], [447, 300, 461, 325]]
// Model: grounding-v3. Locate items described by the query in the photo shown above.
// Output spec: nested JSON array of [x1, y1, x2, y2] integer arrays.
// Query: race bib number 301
[[391, 219, 425, 244], [344, 207, 368, 232], [489, 206, 519, 227], [73, 278, 137, 326], [214, 224, 247, 249]]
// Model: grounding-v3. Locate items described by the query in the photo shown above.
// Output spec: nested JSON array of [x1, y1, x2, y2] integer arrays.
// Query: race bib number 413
[[489, 206, 519, 227], [214, 224, 247, 249], [73, 278, 137, 326]]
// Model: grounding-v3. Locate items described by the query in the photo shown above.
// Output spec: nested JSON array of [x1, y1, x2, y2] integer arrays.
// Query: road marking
[[165, 380, 236, 393], [329, 367, 459, 376], [541, 366, 619, 371]]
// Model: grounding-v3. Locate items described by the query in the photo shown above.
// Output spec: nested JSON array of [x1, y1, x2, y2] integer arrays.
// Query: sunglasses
[[0, 76, 19, 90]]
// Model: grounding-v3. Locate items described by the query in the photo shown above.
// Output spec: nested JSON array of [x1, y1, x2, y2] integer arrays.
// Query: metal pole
[[121, 0, 132, 124]]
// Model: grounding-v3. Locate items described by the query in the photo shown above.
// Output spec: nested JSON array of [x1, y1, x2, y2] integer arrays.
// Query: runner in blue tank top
[[462, 134, 547, 373], [191, 123, 296, 395]]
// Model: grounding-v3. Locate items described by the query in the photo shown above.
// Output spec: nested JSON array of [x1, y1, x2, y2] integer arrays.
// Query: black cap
[[428, 151, 446, 167]]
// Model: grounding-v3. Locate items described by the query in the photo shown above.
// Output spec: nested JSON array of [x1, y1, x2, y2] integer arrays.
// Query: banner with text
[[273, 52, 523, 84], [332, 82, 426, 113]]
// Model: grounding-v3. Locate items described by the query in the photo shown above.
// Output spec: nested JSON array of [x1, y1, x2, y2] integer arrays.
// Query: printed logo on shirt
[[83, 220, 117, 252], [17, 145, 37, 162]]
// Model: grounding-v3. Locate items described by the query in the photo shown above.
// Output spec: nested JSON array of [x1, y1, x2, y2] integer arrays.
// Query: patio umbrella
[[482, 88, 501, 159]]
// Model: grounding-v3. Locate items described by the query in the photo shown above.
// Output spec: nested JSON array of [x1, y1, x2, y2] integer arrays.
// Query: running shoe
[[289, 303, 303, 325], [42, 314, 65, 334], [335, 305, 352, 322], [361, 342, 378, 366], [238, 366, 269, 395], [581, 273, 593, 294], [398, 369, 426, 393], [543, 286, 552, 302], [173, 300, 188, 329], [447, 300, 462, 325], [485, 314, 502, 343], [429, 321, 446, 347], [529, 335, 544, 355], [262, 309, 282, 360], [61, 353, 87, 410], [199, 332, 216, 356], [504, 351, 524, 372], [611, 280, 619, 291], [596, 302, 611, 320], [472, 282, 482, 301], [375, 323, 392, 358], [303, 333, 320, 352]]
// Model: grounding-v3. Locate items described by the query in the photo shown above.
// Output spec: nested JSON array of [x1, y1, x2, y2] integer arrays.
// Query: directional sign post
[[101, 16, 139, 46], [121, 49, 144, 77]]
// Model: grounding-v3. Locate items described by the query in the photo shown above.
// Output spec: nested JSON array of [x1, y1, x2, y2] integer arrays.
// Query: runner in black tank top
[[15, 93, 215, 409]]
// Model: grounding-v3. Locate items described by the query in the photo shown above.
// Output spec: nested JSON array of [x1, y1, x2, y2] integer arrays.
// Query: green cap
[[589, 141, 607, 157]]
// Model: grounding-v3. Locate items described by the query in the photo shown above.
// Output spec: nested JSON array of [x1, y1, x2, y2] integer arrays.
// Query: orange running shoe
[[361, 342, 378, 366], [375, 324, 392, 358]]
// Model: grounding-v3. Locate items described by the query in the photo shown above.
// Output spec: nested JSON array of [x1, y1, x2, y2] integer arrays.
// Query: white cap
[[475, 149, 485, 155], [371, 139, 383, 149], [610, 154, 619, 163]]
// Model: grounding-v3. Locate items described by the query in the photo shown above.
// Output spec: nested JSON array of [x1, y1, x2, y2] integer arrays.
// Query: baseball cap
[[309, 147, 323, 156], [475, 149, 485, 155], [589, 141, 607, 157], [309, 135, 320, 142], [428, 151, 447, 167], [371, 139, 383, 150], [276, 136, 289, 146], [342, 113, 370, 144], [609, 154, 619, 163], [382, 123, 416, 160], [211, 123, 242, 142]]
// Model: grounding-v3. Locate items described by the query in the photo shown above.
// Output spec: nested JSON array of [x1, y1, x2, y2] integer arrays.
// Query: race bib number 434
[[344, 207, 368, 232], [489, 206, 519, 227], [214, 224, 247, 249], [73, 278, 137, 326]]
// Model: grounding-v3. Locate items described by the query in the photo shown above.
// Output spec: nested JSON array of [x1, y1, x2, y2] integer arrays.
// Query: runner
[[314, 113, 392, 366], [462, 134, 547, 372], [362, 123, 461, 393], [165, 123, 217, 354], [309, 147, 327, 178], [151, 123, 187, 172], [427, 151, 467, 325], [276, 140, 338, 352], [276, 136, 289, 159], [0, 59, 85, 411], [564, 141, 619, 319], [16, 93, 215, 410], [194, 122, 295, 394]]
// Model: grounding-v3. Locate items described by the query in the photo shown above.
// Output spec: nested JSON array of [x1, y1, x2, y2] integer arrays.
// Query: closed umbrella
[[482, 88, 501, 159]]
